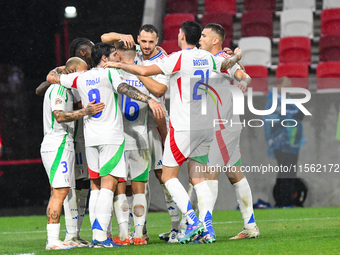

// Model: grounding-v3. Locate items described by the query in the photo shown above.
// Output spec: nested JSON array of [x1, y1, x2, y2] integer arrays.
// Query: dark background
[[0, 0, 145, 214]]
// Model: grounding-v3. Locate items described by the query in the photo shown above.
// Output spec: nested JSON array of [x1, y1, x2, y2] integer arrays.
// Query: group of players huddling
[[39, 20, 259, 250]]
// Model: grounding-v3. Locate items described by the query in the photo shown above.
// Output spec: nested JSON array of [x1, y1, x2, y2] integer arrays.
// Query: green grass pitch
[[0, 207, 339, 254]]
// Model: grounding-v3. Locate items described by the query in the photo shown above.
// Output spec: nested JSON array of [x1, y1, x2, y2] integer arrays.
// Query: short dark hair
[[139, 24, 158, 36], [180, 21, 202, 46], [69, 38, 92, 58], [204, 23, 225, 41], [91, 42, 115, 67], [115, 41, 136, 52]]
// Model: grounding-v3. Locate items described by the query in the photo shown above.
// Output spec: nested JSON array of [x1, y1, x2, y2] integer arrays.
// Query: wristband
[[239, 80, 248, 87]]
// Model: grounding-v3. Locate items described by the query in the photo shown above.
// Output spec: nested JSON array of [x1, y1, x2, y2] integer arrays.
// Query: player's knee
[[121, 199, 129, 212], [133, 204, 145, 217]]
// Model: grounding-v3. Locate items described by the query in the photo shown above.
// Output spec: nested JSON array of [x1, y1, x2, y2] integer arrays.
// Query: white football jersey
[[120, 70, 149, 150], [71, 89, 85, 143], [142, 50, 170, 128], [41, 84, 75, 152], [156, 48, 222, 131], [214, 52, 243, 132], [60, 68, 126, 147]]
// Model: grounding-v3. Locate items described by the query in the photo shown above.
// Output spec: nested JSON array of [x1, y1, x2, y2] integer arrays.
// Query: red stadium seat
[[244, 0, 276, 12], [204, 0, 236, 15], [276, 63, 309, 89], [160, 40, 181, 55], [163, 14, 195, 40], [279, 37, 311, 65], [222, 38, 232, 48], [244, 65, 269, 94], [319, 35, 340, 62], [201, 12, 234, 40], [241, 11, 273, 39], [316, 62, 340, 92], [321, 8, 340, 36], [167, 0, 198, 15]]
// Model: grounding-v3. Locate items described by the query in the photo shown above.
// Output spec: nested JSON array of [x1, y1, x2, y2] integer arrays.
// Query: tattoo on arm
[[53, 108, 88, 123], [118, 83, 151, 103], [48, 70, 61, 84], [221, 54, 241, 71]]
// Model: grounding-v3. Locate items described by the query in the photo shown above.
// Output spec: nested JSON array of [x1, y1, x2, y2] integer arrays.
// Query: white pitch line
[[1, 217, 339, 235]]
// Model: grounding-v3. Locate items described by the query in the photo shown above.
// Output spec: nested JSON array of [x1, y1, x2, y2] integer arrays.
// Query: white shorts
[[74, 142, 89, 180], [163, 127, 214, 167], [208, 130, 242, 167], [125, 149, 149, 182], [41, 147, 75, 189], [86, 142, 126, 179], [148, 126, 164, 171]]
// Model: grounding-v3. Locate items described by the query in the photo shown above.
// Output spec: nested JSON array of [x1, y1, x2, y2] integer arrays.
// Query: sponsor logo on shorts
[[157, 160, 163, 166]]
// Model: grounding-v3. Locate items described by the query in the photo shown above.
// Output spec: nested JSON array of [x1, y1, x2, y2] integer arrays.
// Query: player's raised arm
[[101, 32, 135, 49], [53, 100, 105, 123], [220, 48, 243, 71], [137, 75, 167, 97], [117, 82, 165, 119], [234, 69, 252, 93], [104, 61, 163, 77]]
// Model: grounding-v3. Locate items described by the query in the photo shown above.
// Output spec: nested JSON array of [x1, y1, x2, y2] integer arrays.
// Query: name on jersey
[[86, 77, 100, 86], [126, 79, 144, 87], [193, 59, 209, 66]]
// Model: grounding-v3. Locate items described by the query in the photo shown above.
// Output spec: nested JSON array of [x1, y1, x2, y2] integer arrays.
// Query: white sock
[[76, 188, 88, 238], [233, 177, 256, 230], [89, 190, 100, 229], [126, 195, 133, 233], [114, 194, 129, 240], [164, 178, 197, 225], [107, 207, 113, 239], [143, 181, 150, 235], [188, 183, 198, 212], [194, 181, 213, 232], [133, 193, 147, 239], [63, 188, 78, 241], [206, 180, 219, 209], [93, 188, 113, 241], [47, 223, 60, 243], [161, 184, 180, 231]]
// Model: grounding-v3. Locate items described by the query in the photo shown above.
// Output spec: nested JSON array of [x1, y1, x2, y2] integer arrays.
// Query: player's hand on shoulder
[[120, 34, 135, 49], [236, 83, 247, 93], [103, 61, 119, 69], [62, 66, 77, 74], [222, 47, 233, 56], [148, 99, 165, 119], [86, 100, 105, 116], [156, 46, 168, 56], [234, 47, 242, 60]]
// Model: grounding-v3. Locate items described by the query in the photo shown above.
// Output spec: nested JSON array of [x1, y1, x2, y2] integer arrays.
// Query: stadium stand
[[238, 37, 272, 67], [241, 10, 273, 39], [276, 63, 309, 89], [319, 35, 340, 62], [244, 0, 276, 12], [283, 0, 316, 11], [278, 36, 311, 65], [167, 0, 198, 15], [320, 8, 340, 36], [244, 65, 269, 94], [163, 13, 195, 40], [204, 0, 236, 14], [280, 9, 314, 38], [316, 62, 340, 92]]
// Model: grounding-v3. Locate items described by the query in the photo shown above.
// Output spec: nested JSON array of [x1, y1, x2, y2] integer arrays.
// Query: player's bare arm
[[101, 32, 135, 48], [221, 48, 242, 71], [154, 116, 168, 145], [235, 69, 252, 92], [53, 100, 105, 123], [137, 75, 167, 97], [36, 81, 51, 96], [46, 70, 61, 84], [104, 61, 163, 77], [117, 82, 165, 119]]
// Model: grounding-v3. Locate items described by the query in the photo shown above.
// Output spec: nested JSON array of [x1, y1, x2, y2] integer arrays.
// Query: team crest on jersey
[[55, 98, 63, 105]]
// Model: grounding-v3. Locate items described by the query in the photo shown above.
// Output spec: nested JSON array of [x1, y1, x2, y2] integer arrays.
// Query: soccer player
[[112, 41, 151, 245], [37, 38, 94, 247], [199, 23, 260, 239], [46, 42, 164, 248], [41, 57, 104, 250], [102, 25, 179, 243], [103, 21, 242, 244]]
